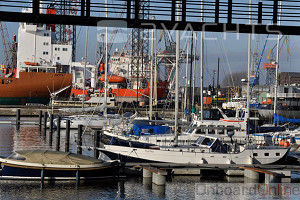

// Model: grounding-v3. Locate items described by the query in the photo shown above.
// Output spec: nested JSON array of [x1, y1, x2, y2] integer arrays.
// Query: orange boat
[[24, 62, 39, 66], [99, 80, 169, 105], [99, 74, 126, 83], [0, 72, 72, 105]]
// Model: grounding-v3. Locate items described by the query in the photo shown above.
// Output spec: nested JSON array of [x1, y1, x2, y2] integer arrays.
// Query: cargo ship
[[71, 48, 169, 106], [0, 7, 72, 105]]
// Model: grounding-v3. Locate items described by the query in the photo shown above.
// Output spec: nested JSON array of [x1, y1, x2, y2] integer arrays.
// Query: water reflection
[[0, 123, 300, 199], [0, 125, 15, 157]]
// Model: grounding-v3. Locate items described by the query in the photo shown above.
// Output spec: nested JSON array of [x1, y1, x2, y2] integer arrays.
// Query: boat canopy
[[5, 150, 104, 165], [129, 124, 171, 136], [274, 113, 300, 124]]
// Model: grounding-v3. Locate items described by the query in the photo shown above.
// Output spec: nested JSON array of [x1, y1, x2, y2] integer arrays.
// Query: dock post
[[16, 109, 20, 130], [55, 116, 61, 151], [76, 170, 80, 186], [94, 130, 101, 158], [49, 114, 54, 146], [38, 110, 42, 132], [77, 125, 83, 155], [65, 120, 70, 152], [43, 112, 48, 136], [41, 168, 45, 187]]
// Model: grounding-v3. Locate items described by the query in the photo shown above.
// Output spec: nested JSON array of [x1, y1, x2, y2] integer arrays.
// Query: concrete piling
[[143, 169, 153, 178], [265, 174, 282, 183], [152, 173, 166, 186], [244, 169, 259, 181]]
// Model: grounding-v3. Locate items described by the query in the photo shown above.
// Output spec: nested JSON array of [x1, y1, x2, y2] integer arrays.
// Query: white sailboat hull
[[101, 145, 289, 165]]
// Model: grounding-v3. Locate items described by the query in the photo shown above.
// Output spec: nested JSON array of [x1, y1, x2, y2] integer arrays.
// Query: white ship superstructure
[[17, 7, 72, 78]]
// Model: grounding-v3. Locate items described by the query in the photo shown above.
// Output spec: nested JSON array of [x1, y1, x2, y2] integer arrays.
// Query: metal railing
[[1, 1, 300, 34]]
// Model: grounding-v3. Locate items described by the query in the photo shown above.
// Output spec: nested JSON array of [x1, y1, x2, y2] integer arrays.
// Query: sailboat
[[99, 1, 292, 165]]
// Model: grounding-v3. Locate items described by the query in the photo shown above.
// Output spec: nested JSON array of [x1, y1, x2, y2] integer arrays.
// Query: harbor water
[[0, 117, 300, 200]]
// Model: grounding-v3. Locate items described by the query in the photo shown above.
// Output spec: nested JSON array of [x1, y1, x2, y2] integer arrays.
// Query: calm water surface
[[0, 119, 300, 200]]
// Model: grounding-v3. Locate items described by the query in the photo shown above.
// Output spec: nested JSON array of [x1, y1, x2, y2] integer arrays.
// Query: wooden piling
[[49, 114, 54, 147], [38, 110, 42, 132], [50, 114, 54, 134], [43, 112, 48, 136], [94, 130, 101, 158], [41, 168, 45, 187], [77, 125, 83, 155], [55, 116, 61, 151], [65, 120, 70, 152], [16, 109, 20, 130]]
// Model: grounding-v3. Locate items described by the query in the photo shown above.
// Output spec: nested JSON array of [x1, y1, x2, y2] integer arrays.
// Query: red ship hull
[[0, 72, 72, 105]]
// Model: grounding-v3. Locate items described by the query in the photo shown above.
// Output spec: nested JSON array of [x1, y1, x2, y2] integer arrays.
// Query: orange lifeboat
[[24, 62, 39, 66], [100, 74, 126, 83]]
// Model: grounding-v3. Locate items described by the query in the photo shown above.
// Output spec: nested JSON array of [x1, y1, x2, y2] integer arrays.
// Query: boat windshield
[[194, 136, 215, 147], [7, 153, 26, 161], [186, 123, 198, 134]]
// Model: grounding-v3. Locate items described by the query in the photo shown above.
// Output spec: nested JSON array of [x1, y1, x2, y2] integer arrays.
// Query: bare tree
[[221, 71, 247, 87]]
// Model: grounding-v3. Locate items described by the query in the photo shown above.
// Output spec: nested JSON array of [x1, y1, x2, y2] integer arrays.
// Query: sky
[[0, 0, 299, 87], [2, 22, 297, 88]]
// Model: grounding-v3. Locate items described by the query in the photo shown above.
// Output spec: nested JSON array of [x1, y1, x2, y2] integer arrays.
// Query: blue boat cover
[[248, 121, 285, 134], [129, 124, 171, 136], [274, 113, 300, 124]]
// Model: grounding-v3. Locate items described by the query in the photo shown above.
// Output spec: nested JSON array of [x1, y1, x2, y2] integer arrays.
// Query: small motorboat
[[0, 150, 119, 180]]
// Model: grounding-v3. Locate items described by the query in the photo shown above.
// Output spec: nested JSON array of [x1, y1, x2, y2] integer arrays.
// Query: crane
[[267, 35, 291, 60], [0, 22, 16, 77]]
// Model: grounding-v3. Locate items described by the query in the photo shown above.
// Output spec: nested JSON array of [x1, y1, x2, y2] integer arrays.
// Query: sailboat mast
[[104, 0, 108, 116], [149, 16, 155, 120], [82, 26, 89, 108], [189, 32, 194, 118], [246, 0, 252, 122], [200, 1, 204, 121], [216, 57, 220, 107], [184, 43, 189, 112], [274, 1, 282, 125], [174, 1, 180, 145], [192, 32, 197, 106]]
